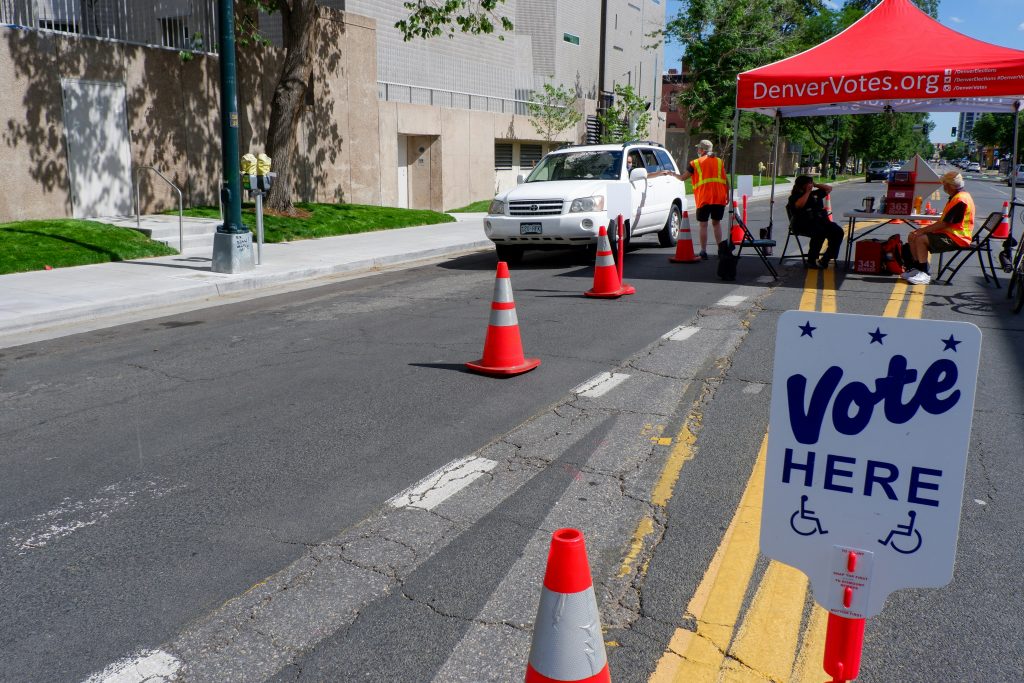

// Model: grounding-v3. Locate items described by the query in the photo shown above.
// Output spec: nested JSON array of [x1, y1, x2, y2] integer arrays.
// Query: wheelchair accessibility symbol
[[790, 495, 828, 536], [878, 510, 923, 554]]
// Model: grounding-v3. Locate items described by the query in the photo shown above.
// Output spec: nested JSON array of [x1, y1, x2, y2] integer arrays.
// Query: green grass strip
[[0, 219, 177, 275]]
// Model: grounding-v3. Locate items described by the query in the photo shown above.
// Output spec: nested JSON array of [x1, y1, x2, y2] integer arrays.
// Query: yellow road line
[[618, 516, 655, 577], [649, 436, 768, 683], [905, 283, 926, 319], [798, 269, 818, 311], [651, 423, 697, 508], [883, 279, 909, 317], [791, 605, 830, 682], [820, 267, 837, 313]]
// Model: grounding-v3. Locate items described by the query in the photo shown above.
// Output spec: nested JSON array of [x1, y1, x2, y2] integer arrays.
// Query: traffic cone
[[916, 202, 933, 227], [994, 201, 1011, 239], [586, 226, 634, 298], [669, 210, 700, 263], [525, 529, 610, 683], [466, 262, 541, 377], [730, 201, 744, 244], [825, 193, 834, 222]]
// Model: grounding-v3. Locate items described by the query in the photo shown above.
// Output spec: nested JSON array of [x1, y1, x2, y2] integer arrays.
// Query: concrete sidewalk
[[0, 181, 793, 348]]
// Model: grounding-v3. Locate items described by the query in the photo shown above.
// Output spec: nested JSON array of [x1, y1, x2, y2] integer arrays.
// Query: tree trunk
[[265, 0, 319, 215], [838, 139, 852, 175]]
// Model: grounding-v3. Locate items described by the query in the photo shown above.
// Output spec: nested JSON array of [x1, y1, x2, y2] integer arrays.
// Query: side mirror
[[516, 174, 525, 185], [629, 168, 648, 183]]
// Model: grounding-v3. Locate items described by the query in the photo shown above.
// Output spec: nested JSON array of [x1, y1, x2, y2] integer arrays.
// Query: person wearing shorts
[[903, 171, 975, 285], [680, 140, 729, 259]]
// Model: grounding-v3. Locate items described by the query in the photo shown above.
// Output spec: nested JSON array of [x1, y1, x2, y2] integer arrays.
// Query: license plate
[[520, 222, 542, 235]]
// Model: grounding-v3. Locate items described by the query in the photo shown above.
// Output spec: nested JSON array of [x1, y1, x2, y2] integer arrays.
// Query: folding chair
[[935, 211, 1002, 287], [733, 211, 778, 279], [778, 206, 808, 265]]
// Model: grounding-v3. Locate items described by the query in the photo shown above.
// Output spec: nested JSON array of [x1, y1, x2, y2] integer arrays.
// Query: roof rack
[[621, 140, 664, 148]]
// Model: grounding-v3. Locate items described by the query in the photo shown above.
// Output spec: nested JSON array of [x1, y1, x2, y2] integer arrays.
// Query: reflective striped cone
[[825, 193, 834, 222], [525, 529, 610, 683], [466, 262, 541, 377], [669, 210, 701, 263], [585, 226, 632, 298], [994, 201, 1011, 239]]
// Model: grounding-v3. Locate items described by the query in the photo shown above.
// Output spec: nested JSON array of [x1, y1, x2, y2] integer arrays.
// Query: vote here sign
[[761, 311, 981, 618]]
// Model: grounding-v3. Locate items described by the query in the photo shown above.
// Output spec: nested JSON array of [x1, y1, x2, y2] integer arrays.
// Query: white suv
[[484, 142, 688, 262]]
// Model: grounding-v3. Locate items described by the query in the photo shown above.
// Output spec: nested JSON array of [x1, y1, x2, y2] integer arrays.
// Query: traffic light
[[951, 126, 957, 136]]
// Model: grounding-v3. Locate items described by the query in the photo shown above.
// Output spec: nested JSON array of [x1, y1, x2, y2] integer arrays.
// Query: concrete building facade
[[0, 2, 666, 222]]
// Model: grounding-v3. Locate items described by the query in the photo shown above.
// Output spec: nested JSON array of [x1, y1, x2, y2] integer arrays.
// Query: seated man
[[903, 171, 974, 285], [786, 175, 844, 269]]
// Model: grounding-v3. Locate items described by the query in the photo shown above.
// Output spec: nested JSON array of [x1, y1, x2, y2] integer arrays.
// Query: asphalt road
[[1, 176, 1021, 682]]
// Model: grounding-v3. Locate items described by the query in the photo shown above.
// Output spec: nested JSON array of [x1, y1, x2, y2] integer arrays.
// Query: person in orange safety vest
[[903, 171, 974, 285], [679, 139, 729, 259]]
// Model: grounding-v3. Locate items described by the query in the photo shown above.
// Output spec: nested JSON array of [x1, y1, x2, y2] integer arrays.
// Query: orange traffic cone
[[586, 226, 634, 298], [825, 193, 834, 222], [525, 529, 611, 683], [916, 202, 933, 227], [730, 201, 744, 244], [994, 201, 1011, 239], [466, 262, 541, 377], [669, 210, 701, 263]]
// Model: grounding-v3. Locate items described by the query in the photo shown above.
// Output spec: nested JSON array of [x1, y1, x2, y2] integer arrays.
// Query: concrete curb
[[0, 239, 494, 341]]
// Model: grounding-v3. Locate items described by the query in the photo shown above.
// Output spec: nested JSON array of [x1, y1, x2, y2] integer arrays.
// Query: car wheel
[[495, 244, 524, 265], [659, 204, 681, 247]]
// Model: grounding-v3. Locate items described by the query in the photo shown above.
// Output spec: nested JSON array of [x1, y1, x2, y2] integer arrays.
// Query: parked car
[[1008, 164, 1024, 186], [484, 142, 687, 262], [866, 161, 890, 182], [966, 162, 981, 172]]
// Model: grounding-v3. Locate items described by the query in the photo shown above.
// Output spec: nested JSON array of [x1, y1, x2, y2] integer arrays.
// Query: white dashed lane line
[[572, 371, 631, 398], [715, 295, 748, 307], [663, 325, 700, 341], [388, 456, 498, 510], [81, 649, 181, 683]]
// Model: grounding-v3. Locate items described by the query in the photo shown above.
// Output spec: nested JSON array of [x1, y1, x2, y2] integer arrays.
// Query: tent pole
[[729, 106, 740, 231], [1011, 101, 1020, 210], [767, 111, 781, 239]]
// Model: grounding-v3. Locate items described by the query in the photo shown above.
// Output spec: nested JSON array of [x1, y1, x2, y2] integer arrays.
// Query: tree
[[597, 84, 651, 143], [842, 0, 938, 17], [940, 140, 968, 160], [665, 0, 825, 154], [243, 0, 513, 215], [527, 83, 582, 143], [971, 114, 1015, 152]]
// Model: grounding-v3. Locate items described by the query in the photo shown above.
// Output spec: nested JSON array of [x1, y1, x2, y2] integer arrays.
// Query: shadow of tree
[[4, 227, 125, 260]]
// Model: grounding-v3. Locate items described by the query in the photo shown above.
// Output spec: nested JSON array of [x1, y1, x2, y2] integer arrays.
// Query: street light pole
[[211, 0, 255, 273]]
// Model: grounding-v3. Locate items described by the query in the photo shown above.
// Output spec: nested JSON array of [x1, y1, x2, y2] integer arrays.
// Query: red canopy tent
[[727, 0, 1024, 228]]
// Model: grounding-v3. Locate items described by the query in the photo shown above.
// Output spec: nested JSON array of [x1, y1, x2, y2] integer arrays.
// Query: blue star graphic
[[942, 334, 962, 352], [799, 321, 816, 338], [868, 327, 887, 345]]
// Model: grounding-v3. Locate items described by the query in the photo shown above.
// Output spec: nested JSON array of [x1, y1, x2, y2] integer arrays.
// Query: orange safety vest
[[939, 190, 974, 247], [690, 155, 728, 207]]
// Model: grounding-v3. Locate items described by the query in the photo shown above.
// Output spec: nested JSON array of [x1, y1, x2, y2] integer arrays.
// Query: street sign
[[761, 311, 981, 618], [737, 174, 754, 199], [606, 181, 633, 228]]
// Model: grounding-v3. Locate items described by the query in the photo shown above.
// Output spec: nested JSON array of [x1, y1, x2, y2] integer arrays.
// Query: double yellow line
[[646, 266, 929, 682]]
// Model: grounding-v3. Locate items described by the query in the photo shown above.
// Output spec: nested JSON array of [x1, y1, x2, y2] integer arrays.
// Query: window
[[654, 149, 675, 172], [641, 149, 660, 172], [160, 17, 190, 49], [495, 143, 513, 171], [520, 144, 543, 169], [563, 33, 580, 45]]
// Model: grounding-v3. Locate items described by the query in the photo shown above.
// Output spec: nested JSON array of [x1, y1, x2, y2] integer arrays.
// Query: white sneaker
[[899, 268, 919, 280], [907, 271, 932, 285]]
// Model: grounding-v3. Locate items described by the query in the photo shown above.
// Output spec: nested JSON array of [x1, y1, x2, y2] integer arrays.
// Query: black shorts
[[696, 204, 726, 222], [927, 232, 961, 253]]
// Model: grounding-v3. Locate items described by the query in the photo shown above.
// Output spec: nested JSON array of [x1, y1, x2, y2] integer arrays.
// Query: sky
[[662, 0, 1024, 143]]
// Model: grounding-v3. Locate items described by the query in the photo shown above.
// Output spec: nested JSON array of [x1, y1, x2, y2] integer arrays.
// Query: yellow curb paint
[[726, 561, 809, 681], [619, 516, 655, 577], [651, 424, 697, 508], [798, 269, 819, 312], [648, 436, 768, 683], [821, 267, 837, 313], [791, 605, 829, 682], [655, 437, 673, 446]]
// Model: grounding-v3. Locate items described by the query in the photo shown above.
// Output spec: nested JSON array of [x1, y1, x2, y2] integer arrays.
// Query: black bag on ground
[[717, 239, 737, 281]]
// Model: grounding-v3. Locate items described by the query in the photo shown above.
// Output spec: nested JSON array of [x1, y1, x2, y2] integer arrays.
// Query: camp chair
[[935, 211, 1003, 287], [733, 210, 778, 279], [778, 205, 808, 265]]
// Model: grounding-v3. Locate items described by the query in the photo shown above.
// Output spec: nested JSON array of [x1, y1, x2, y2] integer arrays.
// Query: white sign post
[[762, 311, 981, 619], [606, 181, 633, 233], [737, 174, 755, 201]]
